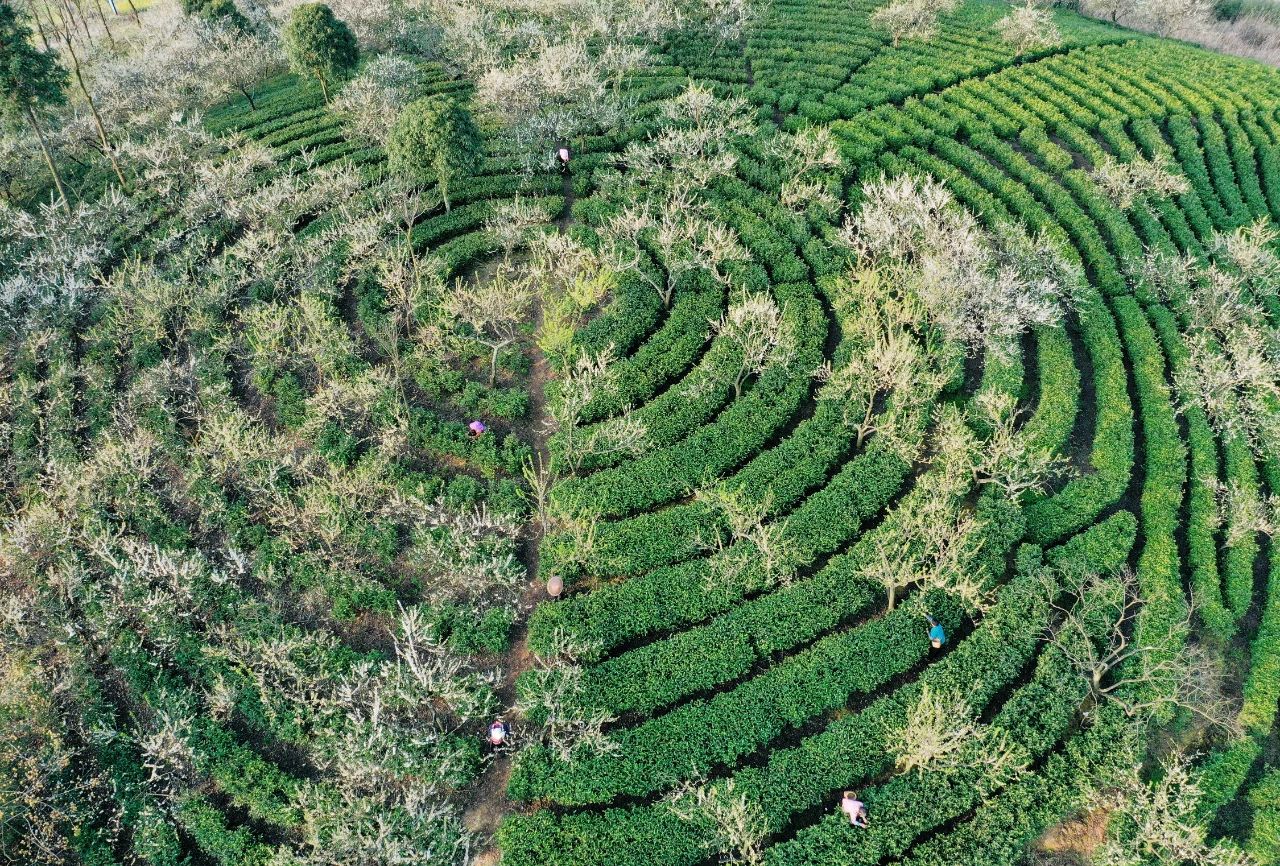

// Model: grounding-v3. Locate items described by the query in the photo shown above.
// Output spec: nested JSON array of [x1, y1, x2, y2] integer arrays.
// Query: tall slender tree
[[0, 0, 70, 211], [53, 13, 129, 191]]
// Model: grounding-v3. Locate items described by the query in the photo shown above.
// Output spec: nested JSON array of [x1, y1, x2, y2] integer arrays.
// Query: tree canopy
[[387, 95, 484, 212], [0, 0, 67, 119], [281, 3, 357, 102], [0, 0, 69, 206], [181, 0, 251, 31]]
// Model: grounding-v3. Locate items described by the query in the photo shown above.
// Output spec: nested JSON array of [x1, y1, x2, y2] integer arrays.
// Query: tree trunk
[[25, 0, 51, 49], [858, 399, 876, 448], [63, 35, 129, 191], [27, 107, 71, 214], [91, 0, 115, 49], [123, 0, 140, 26], [62, 0, 93, 46], [238, 84, 258, 110], [888, 584, 896, 610], [317, 73, 330, 103], [489, 345, 500, 386]]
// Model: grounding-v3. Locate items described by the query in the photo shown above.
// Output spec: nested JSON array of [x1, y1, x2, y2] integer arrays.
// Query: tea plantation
[[5, 0, 1280, 863]]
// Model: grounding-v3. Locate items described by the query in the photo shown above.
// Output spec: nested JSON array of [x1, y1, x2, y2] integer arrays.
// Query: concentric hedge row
[[500, 1, 1280, 863]]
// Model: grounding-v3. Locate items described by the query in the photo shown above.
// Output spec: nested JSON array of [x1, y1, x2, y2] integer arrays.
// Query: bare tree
[[443, 268, 534, 385], [1091, 153, 1190, 211], [711, 290, 794, 398], [871, 0, 961, 47], [995, 0, 1062, 55], [667, 778, 768, 866], [1044, 567, 1242, 736]]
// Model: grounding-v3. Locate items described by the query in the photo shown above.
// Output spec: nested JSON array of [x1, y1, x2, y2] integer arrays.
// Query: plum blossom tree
[[872, 0, 960, 47], [816, 267, 941, 448], [971, 390, 1069, 498], [846, 173, 1079, 360], [605, 190, 749, 309], [1094, 752, 1258, 866], [545, 346, 648, 472], [711, 289, 794, 398], [1134, 0, 1212, 38], [668, 777, 768, 866], [475, 38, 628, 172], [770, 126, 842, 217], [995, 0, 1061, 55], [514, 628, 618, 762], [442, 269, 533, 386], [889, 684, 1029, 791], [694, 483, 795, 591], [1091, 152, 1190, 211], [332, 56, 425, 146], [1142, 241, 1280, 459], [194, 19, 282, 111]]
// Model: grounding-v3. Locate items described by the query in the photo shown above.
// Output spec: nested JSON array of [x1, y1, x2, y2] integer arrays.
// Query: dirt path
[[462, 164, 577, 863]]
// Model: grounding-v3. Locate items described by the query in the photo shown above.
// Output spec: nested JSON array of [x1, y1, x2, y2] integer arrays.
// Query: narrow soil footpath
[[462, 164, 578, 863]]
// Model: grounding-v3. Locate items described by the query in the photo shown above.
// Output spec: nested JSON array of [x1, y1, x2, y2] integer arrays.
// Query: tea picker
[[840, 791, 868, 828], [926, 614, 946, 649]]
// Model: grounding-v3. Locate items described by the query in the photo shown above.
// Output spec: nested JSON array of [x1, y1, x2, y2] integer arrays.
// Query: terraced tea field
[[6, 0, 1280, 863]]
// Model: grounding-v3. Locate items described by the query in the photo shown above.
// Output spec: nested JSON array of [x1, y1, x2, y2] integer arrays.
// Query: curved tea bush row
[[511, 593, 964, 805], [501, 6, 1280, 865], [528, 445, 909, 657], [764, 606, 1094, 866], [501, 515, 1137, 866]]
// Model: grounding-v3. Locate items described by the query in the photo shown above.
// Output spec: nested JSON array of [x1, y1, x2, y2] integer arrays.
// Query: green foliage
[[281, 3, 358, 102], [0, 0, 66, 119], [387, 96, 484, 212], [1248, 769, 1280, 862], [180, 0, 250, 31]]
